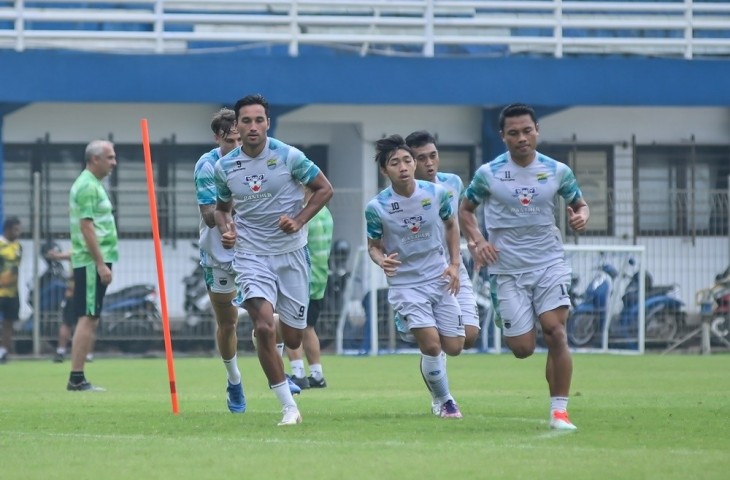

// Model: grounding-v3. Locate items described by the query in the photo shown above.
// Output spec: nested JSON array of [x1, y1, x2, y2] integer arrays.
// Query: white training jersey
[[365, 180, 453, 287], [214, 137, 321, 255], [434, 171, 464, 257], [194, 147, 233, 268], [463, 152, 583, 274]]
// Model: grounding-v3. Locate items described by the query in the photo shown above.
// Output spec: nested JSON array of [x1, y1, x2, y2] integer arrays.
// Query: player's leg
[[535, 263, 576, 430], [54, 300, 76, 362], [456, 264, 481, 349], [0, 298, 15, 363], [208, 265, 246, 413], [240, 251, 302, 425], [67, 264, 108, 391], [495, 273, 538, 359], [302, 298, 326, 388]]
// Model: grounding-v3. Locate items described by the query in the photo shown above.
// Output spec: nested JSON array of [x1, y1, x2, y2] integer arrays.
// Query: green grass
[[1, 353, 729, 480]]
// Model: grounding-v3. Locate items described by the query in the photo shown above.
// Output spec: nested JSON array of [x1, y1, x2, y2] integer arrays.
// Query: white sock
[[551, 396, 569, 413], [57, 347, 66, 355], [290, 359, 305, 378], [309, 364, 323, 380], [223, 354, 242, 384], [0, 347, 7, 356], [276, 343, 285, 357], [420, 353, 451, 404], [271, 380, 297, 408]]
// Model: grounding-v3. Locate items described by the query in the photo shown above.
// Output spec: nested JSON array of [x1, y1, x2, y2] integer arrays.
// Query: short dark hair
[[233, 94, 269, 120], [374, 134, 411, 169], [211, 108, 236, 136], [405, 130, 437, 150], [3, 216, 20, 231], [499, 103, 538, 131]]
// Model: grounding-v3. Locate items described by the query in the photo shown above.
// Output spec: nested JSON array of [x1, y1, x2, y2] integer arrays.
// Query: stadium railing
[[1, 0, 729, 58]]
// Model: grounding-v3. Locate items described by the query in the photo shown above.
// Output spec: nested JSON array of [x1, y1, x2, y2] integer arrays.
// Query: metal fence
[[5, 178, 729, 355]]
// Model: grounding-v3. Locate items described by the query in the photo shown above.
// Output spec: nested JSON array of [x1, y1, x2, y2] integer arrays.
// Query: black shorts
[[60, 298, 77, 326], [70, 264, 111, 319], [0, 296, 20, 321], [306, 298, 323, 327]]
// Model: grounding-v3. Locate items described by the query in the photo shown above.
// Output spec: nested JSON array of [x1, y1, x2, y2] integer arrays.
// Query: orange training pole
[[140, 118, 179, 414]]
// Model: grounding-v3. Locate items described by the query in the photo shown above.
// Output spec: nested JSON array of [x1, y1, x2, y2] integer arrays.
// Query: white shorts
[[233, 247, 310, 330], [389, 278, 465, 339], [203, 263, 237, 294], [456, 263, 480, 329], [491, 262, 572, 337]]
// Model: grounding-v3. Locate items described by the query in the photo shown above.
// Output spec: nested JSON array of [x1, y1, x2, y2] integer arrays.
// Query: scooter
[[101, 284, 162, 337], [183, 242, 211, 329], [568, 255, 684, 348], [611, 270, 685, 345], [697, 266, 730, 344], [566, 258, 620, 347]]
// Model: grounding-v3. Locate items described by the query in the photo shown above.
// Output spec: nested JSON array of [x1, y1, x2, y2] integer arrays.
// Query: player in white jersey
[[194, 108, 246, 413], [365, 134, 465, 419], [214, 94, 334, 426], [459, 103, 589, 431], [406, 130, 480, 349]]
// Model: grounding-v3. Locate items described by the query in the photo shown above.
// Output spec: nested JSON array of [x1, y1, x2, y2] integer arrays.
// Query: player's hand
[[567, 206, 588, 232], [97, 264, 112, 285], [380, 253, 401, 277], [221, 222, 236, 249], [278, 215, 304, 234], [443, 264, 460, 295], [468, 239, 498, 270]]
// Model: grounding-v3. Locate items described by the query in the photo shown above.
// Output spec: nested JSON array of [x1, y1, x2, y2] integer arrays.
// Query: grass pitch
[[1, 352, 728, 480]]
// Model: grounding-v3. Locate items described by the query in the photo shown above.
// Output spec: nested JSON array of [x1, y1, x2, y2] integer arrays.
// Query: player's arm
[[80, 218, 112, 285], [195, 162, 218, 228], [199, 204, 215, 228], [568, 198, 589, 232], [459, 198, 497, 269], [442, 215, 461, 295], [281, 172, 334, 234], [214, 198, 235, 249], [367, 237, 399, 277]]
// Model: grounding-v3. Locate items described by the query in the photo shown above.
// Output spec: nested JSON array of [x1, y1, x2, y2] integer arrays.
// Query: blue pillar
[[481, 107, 504, 165], [0, 103, 27, 227]]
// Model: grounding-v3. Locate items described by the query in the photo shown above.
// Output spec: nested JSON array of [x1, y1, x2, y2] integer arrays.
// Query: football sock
[[271, 380, 296, 408], [550, 396, 569, 413], [223, 353, 241, 384], [69, 371, 85, 384], [290, 359, 305, 378], [420, 353, 451, 403], [309, 364, 323, 380]]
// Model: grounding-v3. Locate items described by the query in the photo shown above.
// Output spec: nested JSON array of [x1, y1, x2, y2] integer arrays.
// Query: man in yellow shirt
[[0, 216, 22, 363]]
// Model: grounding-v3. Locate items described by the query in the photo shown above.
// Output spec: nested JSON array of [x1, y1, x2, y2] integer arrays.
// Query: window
[[538, 144, 613, 236], [636, 145, 729, 236]]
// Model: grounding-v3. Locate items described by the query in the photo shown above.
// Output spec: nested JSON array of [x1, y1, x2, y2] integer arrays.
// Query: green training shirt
[[307, 205, 333, 300], [69, 169, 119, 267]]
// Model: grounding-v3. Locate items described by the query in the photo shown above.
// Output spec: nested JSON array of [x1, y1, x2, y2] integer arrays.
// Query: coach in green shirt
[[66, 139, 119, 392]]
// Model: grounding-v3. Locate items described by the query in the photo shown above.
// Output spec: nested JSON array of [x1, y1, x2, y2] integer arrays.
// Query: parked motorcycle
[[21, 242, 70, 335], [696, 266, 730, 344], [568, 255, 684, 348], [183, 242, 211, 329]]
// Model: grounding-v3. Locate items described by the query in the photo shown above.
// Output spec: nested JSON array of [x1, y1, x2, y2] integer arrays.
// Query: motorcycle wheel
[[567, 312, 600, 347], [645, 310, 681, 343], [710, 315, 729, 343]]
